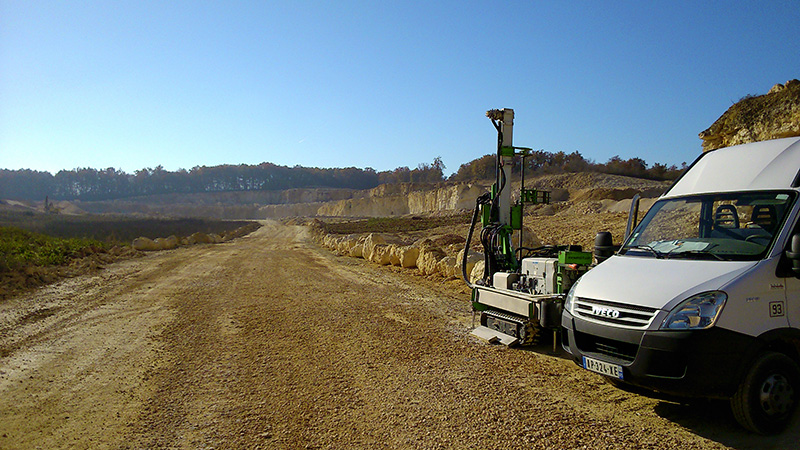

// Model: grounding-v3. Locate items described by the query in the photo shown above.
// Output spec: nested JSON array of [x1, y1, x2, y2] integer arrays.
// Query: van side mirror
[[785, 234, 800, 276], [624, 194, 641, 240], [594, 231, 615, 265]]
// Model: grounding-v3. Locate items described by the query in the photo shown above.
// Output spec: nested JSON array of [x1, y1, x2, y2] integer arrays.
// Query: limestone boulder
[[414, 238, 435, 249], [349, 237, 366, 258], [327, 234, 339, 250], [324, 235, 335, 250], [365, 243, 379, 262], [363, 233, 386, 259], [513, 226, 542, 249], [369, 244, 393, 265], [132, 237, 160, 251], [191, 232, 213, 244], [430, 234, 466, 247], [417, 246, 446, 276], [328, 235, 340, 250], [470, 260, 486, 284], [456, 249, 483, 280], [163, 235, 179, 249], [437, 255, 457, 278], [338, 237, 357, 255], [532, 204, 557, 216], [399, 246, 419, 268], [387, 244, 401, 266]]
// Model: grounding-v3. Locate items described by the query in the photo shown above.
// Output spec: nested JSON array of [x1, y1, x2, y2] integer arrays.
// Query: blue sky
[[1, 1, 797, 177]]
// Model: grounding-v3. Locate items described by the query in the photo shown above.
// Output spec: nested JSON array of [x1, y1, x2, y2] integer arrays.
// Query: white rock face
[[260, 202, 327, 218], [318, 196, 411, 217], [266, 182, 490, 219], [407, 183, 487, 213]]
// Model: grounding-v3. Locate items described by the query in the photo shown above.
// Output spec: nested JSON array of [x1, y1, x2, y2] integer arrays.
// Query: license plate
[[583, 356, 624, 380]]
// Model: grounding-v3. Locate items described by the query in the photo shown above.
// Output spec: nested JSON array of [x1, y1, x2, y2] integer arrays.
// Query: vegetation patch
[[0, 213, 261, 300], [0, 226, 104, 272], [0, 210, 257, 244]]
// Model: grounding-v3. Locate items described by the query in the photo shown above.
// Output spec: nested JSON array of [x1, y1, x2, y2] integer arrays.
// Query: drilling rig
[[462, 109, 597, 346]]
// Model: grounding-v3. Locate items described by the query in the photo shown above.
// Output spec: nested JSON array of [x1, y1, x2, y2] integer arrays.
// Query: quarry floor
[[0, 221, 798, 449]]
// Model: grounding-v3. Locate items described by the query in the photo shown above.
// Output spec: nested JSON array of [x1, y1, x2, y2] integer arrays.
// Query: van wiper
[[665, 250, 727, 261], [622, 245, 664, 259]]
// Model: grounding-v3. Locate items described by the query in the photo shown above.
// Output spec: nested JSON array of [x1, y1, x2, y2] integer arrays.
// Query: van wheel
[[731, 351, 800, 434]]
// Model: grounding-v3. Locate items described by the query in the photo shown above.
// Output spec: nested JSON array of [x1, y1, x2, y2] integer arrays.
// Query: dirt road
[[1, 221, 798, 449]]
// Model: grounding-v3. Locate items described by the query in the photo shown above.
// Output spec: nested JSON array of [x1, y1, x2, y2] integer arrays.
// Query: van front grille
[[573, 297, 659, 329]]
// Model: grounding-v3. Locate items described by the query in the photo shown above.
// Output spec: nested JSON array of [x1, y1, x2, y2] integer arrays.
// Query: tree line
[[0, 160, 446, 201], [1, 151, 683, 202], [449, 150, 686, 182]]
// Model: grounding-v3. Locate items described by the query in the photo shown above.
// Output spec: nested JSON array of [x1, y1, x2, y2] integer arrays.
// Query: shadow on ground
[[653, 400, 800, 450], [514, 338, 800, 450]]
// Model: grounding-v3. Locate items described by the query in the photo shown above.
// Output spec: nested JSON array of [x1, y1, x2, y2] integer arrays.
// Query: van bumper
[[561, 310, 761, 399]]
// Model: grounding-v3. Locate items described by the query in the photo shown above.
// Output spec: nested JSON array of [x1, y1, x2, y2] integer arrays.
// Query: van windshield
[[621, 191, 796, 261]]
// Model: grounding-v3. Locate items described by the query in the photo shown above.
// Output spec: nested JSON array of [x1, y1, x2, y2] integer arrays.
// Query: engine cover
[[520, 257, 559, 295]]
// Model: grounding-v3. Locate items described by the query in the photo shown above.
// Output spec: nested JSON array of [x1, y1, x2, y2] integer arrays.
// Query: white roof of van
[[665, 137, 800, 197]]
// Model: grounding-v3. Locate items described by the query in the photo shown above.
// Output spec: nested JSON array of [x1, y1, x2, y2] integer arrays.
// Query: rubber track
[[482, 310, 540, 346]]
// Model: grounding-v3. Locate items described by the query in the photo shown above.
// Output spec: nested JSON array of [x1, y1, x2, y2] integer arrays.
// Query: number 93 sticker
[[769, 301, 785, 317]]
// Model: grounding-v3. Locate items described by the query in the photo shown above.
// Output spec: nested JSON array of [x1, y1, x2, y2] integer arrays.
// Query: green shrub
[[0, 226, 104, 271]]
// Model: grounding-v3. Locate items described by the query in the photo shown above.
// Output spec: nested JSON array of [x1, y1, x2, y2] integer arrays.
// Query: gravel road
[[1, 221, 798, 449]]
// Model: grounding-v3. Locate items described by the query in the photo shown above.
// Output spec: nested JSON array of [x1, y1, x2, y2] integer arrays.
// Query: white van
[[561, 137, 800, 434]]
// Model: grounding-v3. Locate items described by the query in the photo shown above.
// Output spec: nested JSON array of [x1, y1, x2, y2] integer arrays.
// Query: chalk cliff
[[317, 183, 488, 217], [260, 174, 667, 219], [259, 182, 488, 218], [700, 79, 800, 151]]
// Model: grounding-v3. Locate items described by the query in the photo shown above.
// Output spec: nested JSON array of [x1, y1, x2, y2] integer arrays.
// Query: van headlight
[[660, 291, 727, 330], [563, 277, 580, 314]]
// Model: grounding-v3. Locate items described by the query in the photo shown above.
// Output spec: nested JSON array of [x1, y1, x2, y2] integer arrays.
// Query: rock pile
[[132, 223, 261, 252], [312, 224, 540, 283]]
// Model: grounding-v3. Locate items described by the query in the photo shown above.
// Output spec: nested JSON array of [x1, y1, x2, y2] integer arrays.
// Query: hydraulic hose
[[462, 193, 490, 288]]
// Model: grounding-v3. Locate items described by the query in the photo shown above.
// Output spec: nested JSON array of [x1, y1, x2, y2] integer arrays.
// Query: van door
[[783, 268, 800, 328], [782, 217, 800, 328], [778, 277, 796, 327]]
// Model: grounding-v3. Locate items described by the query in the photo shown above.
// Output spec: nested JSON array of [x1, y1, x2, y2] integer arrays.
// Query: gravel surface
[[1, 221, 798, 449]]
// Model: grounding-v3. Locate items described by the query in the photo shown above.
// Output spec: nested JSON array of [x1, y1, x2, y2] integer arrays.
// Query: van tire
[[731, 351, 800, 434]]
